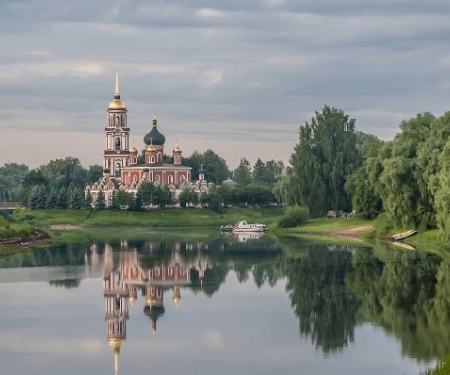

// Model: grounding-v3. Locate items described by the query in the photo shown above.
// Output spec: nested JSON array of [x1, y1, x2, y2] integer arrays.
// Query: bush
[[277, 206, 310, 228]]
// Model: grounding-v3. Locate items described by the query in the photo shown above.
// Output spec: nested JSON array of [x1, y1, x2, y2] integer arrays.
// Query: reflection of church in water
[[91, 241, 209, 375]]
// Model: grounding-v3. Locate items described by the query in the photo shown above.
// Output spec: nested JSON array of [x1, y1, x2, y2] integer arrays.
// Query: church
[[86, 73, 209, 205]]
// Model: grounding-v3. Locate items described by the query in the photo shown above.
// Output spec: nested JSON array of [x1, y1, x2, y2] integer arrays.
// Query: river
[[0, 230, 444, 374]]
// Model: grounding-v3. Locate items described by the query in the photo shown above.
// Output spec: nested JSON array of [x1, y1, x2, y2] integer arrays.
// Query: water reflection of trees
[[284, 245, 361, 354], [347, 247, 450, 361], [4, 234, 450, 361]]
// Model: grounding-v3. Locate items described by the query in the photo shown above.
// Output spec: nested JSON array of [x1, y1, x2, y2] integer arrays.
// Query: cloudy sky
[[2, 0, 450, 170]]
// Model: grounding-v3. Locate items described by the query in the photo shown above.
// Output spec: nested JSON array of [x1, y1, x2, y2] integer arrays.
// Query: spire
[[114, 71, 120, 100]]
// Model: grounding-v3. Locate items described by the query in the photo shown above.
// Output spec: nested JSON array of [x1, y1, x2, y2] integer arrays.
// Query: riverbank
[[11, 207, 285, 229], [0, 228, 50, 248], [5, 208, 449, 253]]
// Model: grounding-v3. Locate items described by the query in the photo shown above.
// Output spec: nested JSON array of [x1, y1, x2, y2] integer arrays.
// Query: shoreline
[[0, 229, 50, 248]]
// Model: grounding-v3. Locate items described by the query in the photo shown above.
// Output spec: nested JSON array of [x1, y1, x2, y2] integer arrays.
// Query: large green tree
[[183, 150, 231, 184], [290, 106, 362, 217]]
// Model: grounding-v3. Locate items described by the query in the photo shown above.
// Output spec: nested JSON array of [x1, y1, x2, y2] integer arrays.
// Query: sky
[[2, 0, 450, 170]]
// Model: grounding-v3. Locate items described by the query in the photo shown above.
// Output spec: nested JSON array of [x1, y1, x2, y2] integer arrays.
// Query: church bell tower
[[103, 72, 130, 178]]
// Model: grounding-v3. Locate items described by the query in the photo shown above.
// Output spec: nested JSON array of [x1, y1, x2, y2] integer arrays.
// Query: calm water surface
[[0, 231, 444, 375]]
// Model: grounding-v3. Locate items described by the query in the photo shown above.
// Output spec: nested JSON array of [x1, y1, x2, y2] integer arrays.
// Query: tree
[[116, 189, 132, 209], [138, 181, 156, 207], [233, 158, 252, 186], [376, 113, 435, 229], [290, 106, 362, 217], [45, 188, 58, 209], [0, 163, 29, 202], [345, 139, 385, 219], [69, 188, 84, 209], [84, 190, 92, 209], [183, 150, 231, 184], [95, 191, 106, 210], [152, 186, 172, 208], [178, 189, 198, 208]]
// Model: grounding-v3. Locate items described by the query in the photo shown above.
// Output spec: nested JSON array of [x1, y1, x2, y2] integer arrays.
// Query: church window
[[115, 138, 121, 150], [155, 175, 160, 183], [168, 175, 173, 184], [157, 153, 162, 162], [151, 156, 155, 163]]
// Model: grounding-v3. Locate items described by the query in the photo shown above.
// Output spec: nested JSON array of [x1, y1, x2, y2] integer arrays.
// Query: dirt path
[[330, 225, 374, 241]]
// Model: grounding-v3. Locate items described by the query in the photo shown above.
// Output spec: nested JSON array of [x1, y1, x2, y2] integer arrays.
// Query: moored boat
[[219, 224, 234, 232], [232, 220, 266, 233]]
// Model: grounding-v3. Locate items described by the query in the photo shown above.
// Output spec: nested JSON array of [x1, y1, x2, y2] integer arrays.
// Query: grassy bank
[[0, 213, 35, 240], [11, 207, 285, 229]]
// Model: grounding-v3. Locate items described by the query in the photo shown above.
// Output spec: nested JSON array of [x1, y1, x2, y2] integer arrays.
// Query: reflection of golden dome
[[130, 145, 138, 153], [108, 337, 125, 350], [173, 144, 182, 154], [173, 295, 181, 306]]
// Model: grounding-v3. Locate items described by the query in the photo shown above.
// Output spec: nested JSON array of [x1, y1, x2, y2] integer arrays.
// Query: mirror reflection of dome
[[144, 304, 166, 335]]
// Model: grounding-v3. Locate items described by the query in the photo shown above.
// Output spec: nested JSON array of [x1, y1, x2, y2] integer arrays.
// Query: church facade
[[86, 73, 208, 205]]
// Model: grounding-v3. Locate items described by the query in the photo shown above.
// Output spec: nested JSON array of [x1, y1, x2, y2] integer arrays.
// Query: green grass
[[0, 216, 35, 240], [281, 217, 374, 234], [12, 207, 284, 229]]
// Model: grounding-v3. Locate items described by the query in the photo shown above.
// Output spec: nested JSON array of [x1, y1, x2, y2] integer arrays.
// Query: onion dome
[[108, 72, 126, 110], [173, 144, 182, 154], [143, 115, 165, 146], [146, 143, 156, 153], [222, 177, 237, 187], [130, 145, 138, 153]]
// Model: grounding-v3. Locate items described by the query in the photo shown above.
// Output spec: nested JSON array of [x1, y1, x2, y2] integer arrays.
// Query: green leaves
[[290, 105, 362, 217]]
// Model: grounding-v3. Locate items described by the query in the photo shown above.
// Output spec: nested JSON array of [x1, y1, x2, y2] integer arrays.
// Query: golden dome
[[108, 71, 126, 110], [146, 144, 156, 153], [130, 145, 138, 153], [108, 99, 126, 110], [173, 144, 182, 154]]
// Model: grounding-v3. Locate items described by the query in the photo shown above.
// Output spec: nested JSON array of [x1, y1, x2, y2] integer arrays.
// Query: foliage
[[233, 158, 252, 186], [0, 163, 29, 202], [423, 356, 450, 375], [95, 191, 106, 210], [178, 189, 199, 208], [277, 206, 310, 228], [116, 189, 132, 209], [290, 105, 362, 217], [183, 149, 231, 184]]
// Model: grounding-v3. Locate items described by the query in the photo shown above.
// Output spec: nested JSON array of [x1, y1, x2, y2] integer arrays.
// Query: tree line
[[0, 150, 285, 212], [277, 105, 450, 240]]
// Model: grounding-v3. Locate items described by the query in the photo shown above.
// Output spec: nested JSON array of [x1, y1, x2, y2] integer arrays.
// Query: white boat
[[232, 220, 266, 233]]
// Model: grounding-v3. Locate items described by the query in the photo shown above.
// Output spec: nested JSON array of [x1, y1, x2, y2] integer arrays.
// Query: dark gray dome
[[143, 115, 165, 146]]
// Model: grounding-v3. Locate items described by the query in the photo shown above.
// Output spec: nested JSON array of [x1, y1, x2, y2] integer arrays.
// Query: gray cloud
[[1, 0, 450, 168]]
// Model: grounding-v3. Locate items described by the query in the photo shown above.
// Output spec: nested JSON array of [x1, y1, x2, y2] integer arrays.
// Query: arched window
[[168, 175, 173, 184], [115, 138, 121, 150], [115, 161, 121, 177], [151, 156, 155, 163], [157, 153, 162, 162], [155, 175, 160, 183]]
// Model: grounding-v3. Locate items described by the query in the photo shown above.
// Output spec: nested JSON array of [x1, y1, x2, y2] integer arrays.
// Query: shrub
[[277, 206, 310, 228]]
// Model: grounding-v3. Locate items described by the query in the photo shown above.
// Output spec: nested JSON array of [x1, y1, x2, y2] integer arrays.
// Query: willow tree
[[377, 113, 435, 229], [290, 106, 361, 217]]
